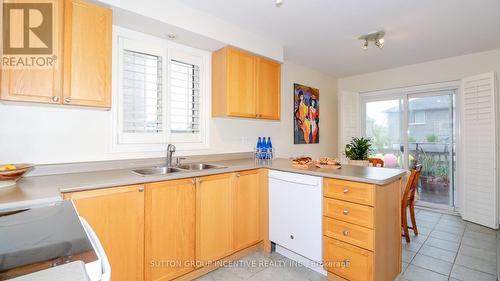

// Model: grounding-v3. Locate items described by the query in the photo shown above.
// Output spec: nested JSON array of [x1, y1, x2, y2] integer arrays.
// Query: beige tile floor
[[195, 209, 498, 281]]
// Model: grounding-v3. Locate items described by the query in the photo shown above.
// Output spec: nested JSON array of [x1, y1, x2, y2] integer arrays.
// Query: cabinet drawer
[[324, 217, 374, 251], [324, 236, 373, 281], [324, 178, 374, 206], [324, 198, 374, 228]]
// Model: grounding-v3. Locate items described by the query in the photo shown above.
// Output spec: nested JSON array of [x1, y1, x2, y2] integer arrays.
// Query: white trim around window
[[111, 26, 210, 153]]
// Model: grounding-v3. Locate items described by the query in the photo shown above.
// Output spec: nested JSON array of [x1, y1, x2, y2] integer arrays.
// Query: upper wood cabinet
[[63, 0, 112, 107], [234, 170, 261, 251], [0, 0, 64, 104], [145, 179, 196, 281], [64, 185, 145, 281], [0, 0, 112, 108], [256, 58, 281, 120], [212, 46, 281, 120], [195, 173, 234, 264]]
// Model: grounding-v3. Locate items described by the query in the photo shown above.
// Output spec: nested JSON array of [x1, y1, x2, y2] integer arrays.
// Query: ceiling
[[179, 0, 500, 77]]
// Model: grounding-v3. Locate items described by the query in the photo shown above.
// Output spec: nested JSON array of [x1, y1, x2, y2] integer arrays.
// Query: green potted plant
[[344, 137, 373, 166]]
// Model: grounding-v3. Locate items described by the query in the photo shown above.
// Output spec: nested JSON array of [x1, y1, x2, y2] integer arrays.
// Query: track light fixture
[[362, 40, 369, 50], [358, 31, 385, 50]]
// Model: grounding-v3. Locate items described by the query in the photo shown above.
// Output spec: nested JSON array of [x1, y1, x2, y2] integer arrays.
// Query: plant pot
[[348, 160, 370, 166]]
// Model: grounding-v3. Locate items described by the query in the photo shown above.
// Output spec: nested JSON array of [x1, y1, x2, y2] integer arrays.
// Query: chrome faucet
[[166, 144, 176, 167]]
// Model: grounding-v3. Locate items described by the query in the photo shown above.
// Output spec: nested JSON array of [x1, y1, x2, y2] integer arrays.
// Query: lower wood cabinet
[[65, 170, 264, 281], [145, 179, 195, 281], [234, 170, 261, 250], [64, 185, 145, 281], [323, 178, 402, 281], [195, 173, 234, 264], [324, 237, 373, 281]]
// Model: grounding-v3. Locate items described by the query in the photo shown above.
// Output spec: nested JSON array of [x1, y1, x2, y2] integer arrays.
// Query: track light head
[[375, 38, 384, 49]]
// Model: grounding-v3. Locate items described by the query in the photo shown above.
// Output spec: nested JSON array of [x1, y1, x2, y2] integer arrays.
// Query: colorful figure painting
[[294, 83, 319, 144]]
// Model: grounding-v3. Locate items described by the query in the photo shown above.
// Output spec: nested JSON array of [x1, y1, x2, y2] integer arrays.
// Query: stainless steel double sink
[[132, 163, 226, 176]]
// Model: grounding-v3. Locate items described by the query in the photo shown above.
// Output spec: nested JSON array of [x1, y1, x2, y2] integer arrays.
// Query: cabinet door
[[63, 0, 112, 107], [66, 185, 144, 281], [0, 0, 63, 104], [196, 173, 233, 264], [256, 58, 281, 120], [234, 170, 261, 250], [145, 179, 195, 281], [227, 48, 256, 117]]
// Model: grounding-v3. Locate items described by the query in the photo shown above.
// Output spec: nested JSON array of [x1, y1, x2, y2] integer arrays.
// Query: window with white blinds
[[115, 32, 208, 150], [170, 60, 200, 134], [122, 50, 163, 134]]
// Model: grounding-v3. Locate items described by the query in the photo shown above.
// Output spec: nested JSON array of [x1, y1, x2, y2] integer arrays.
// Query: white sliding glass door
[[363, 98, 404, 169], [407, 92, 455, 208], [361, 84, 458, 210]]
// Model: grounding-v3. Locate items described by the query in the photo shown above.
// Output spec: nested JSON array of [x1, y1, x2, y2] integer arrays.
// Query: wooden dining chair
[[368, 158, 384, 167], [402, 164, 422, 242]]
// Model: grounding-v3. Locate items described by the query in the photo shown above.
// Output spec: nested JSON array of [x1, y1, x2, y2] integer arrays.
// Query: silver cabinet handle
[[52, 96, 60, 102], [236, 173, 240, 177], [196, 179, 203, 184], [342, 188, 349, 194], [138, 187, 144, 192], [343, 209, 349, 215], [342, 229, 350, 236], [191, 179, 196, 185], [64, 97, 71, 103]]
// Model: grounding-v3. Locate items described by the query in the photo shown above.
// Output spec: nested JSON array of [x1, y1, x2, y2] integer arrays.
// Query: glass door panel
[[408, 92, 454, 207], [364, 99, 404, 168]]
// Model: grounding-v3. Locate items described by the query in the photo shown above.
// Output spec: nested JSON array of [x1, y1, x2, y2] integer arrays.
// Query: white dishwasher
[[269, 170, 323, 272]]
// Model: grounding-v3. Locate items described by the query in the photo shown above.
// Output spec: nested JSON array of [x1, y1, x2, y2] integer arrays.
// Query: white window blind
[[114, 29, 209, 151], [170, 60, 200, 134], [460, 72, 498, 229], [122, 50, 163, 134]]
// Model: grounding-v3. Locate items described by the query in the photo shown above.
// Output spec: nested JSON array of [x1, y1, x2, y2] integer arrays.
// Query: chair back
[[402, 164, 422, 207], [368, 158, 384, 167]]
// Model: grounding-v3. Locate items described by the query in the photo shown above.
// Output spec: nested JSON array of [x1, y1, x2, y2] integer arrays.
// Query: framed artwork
[[294, 83, 319, 144]]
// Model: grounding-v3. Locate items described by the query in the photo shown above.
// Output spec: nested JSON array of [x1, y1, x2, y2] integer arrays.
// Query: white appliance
[[80, 218, 111, 281], [0, 201, 110, 281], [268, 170, 324, 273]]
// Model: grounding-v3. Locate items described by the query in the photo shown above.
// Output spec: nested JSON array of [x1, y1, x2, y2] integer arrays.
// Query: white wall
[[0, 61, 337, 164], [338, 49, 500, 93]]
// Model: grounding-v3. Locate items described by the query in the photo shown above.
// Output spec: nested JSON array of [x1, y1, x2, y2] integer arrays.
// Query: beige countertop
[[0, 158, 406, 212]]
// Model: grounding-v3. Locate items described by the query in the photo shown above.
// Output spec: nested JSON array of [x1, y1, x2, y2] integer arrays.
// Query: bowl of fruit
[[0, 164, 34, 189]]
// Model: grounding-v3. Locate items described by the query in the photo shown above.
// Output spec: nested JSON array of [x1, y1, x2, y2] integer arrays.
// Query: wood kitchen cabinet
[[145, 179, 196, 281], [63, 0, 112, 107], [195, 173, 234, 264], [212, 46, 281, 120], [234, 170, 261, 251], [64, 185, 145, 281], [323, 178, 402, 281], [256, 58, 281, 119], [0, 0, 112, 108], [0, 1, 64, 104]]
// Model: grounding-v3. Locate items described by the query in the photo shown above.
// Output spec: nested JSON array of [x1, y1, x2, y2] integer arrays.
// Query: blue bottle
[[255, 137, 262, 159], [261, 137, 267, 159], [267, 137, 272, 159]]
